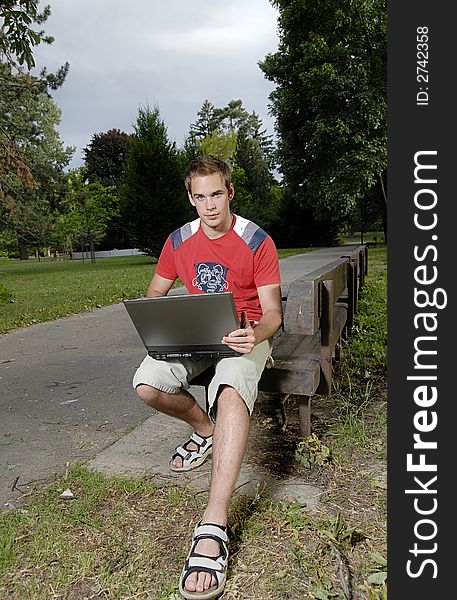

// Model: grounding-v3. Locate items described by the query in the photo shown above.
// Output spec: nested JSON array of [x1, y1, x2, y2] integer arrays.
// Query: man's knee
[[136, 383, 162, 407], [216, 385, 250, 414]]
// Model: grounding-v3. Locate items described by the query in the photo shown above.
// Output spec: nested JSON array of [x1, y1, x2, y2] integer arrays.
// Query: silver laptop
[[123, 292, 240, 359]]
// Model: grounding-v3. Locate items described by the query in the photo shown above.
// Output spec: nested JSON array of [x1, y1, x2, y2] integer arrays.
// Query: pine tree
[[120, 106, 188, 256]]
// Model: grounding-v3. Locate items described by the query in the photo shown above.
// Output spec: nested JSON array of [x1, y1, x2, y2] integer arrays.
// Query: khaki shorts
[[132, 339, 271, 420]]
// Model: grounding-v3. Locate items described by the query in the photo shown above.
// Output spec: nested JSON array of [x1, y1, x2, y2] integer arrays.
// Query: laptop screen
[[123, 292, 240, 357]]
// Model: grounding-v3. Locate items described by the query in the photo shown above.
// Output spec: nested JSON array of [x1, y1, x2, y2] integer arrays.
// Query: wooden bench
[[191, 245, 368, 438]]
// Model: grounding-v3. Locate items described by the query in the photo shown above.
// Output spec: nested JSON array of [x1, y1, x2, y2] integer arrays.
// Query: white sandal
[[179, 522, 229, 599], [169, 432, 213, 472]]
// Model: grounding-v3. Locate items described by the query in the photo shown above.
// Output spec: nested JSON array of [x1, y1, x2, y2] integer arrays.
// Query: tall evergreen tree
[[218, 99, 246, 133], [189, 100, 219, 142], [234, 124, 280, 231], [120, 105, 188, 256]]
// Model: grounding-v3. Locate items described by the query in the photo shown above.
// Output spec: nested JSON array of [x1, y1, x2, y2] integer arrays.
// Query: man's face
[[188, 172, 234, 234]]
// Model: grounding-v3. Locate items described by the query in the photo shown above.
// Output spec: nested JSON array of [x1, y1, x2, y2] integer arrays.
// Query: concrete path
[[0, 246, 361, 510]]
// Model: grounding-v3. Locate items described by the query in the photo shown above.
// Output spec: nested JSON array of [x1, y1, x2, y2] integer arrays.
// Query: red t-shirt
[[155, 214, 280, 322]]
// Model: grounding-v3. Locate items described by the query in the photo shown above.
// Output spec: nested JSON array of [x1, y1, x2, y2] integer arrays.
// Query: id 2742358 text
[[416, 26, 429, 106]]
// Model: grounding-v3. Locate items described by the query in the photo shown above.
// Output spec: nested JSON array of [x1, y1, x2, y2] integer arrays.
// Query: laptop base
[[148, 345, 238, 360]]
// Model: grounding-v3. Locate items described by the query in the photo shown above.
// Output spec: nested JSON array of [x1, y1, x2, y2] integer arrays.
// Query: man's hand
[[221, 311, 255, 354]]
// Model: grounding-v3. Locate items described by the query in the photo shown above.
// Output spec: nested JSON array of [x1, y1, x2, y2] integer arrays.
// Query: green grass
[[0, 255, 156, 334], [0, 463, 386, 599], [323, 245, 387, 447], [0, 249, 307, 334]]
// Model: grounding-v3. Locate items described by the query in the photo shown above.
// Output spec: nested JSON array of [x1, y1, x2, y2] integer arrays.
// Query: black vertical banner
[[388, 1, 453, 598]]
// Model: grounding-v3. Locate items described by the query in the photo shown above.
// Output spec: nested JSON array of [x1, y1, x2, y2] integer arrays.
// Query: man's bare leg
[[135, 384, 214, 468], [183, 385, 250, 594]]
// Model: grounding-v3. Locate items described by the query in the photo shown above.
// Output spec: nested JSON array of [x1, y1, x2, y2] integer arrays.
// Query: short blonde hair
[[184, 155, 231, 194]]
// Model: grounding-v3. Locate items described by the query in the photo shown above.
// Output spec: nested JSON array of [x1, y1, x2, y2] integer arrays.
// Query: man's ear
[[188, 191, 195, 207], [228, 183, 235, 202]]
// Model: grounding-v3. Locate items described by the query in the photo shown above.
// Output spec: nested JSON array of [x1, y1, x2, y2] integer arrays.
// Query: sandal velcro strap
[[187, 555, 225, 570], [185, 555, 225, 581], [190, 432, 211, 448], [193, 523, 228, 546]]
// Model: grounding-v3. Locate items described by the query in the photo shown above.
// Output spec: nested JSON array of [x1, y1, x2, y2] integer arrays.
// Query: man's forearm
[[252, 309, 283, 345]]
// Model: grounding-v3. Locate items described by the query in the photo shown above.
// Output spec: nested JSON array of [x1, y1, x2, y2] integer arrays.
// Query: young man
[[133, 155, 282, 599]]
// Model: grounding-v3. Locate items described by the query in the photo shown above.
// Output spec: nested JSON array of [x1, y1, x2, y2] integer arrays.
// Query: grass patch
[[321, 246, 387, 459], [0, 464, 188, 598], [0, 282, 13, 305], [0, 255, 156, 334]]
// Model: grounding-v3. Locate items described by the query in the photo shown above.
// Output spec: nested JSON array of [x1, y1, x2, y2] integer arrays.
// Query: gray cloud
[[34, 0, 279, 168]]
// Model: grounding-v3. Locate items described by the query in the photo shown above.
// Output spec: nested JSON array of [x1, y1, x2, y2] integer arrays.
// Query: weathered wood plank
[[344, 261, 356, 330], [259, 332, 321, 396], [331, 304, 348, 350], [318, 279, 334, 395], [282, 279, 317, 334], [284, 258, 348, 335]]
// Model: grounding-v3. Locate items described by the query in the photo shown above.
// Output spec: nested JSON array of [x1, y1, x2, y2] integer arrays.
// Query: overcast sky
[[33, 0, 280, 169]]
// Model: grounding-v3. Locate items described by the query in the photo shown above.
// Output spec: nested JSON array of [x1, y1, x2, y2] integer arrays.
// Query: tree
[[260, 0, 387, 244], [1, 1, 51, 69], [196, 130, 238, 164], [0, 1, 69, 85], [1, 1, 72, 256], [217, 99, 247, 133], [55, 169, 118, 262], [189, 99, 275, 165], [120, 105, 189, 256], [0, 77, 73, 257], [234, 123, 281, 230], [84, 129, 131, 188], [0, 65, 37, 203], [83, 128, 132, 249], [189, 100, 219, 141]]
